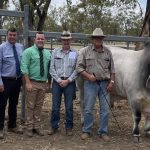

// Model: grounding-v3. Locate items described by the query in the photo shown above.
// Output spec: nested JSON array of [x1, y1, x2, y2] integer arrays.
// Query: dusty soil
[[0, 93, 150, 150]]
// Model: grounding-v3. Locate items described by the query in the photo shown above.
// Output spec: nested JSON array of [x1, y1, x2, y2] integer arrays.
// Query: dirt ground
[[0, 93, 150, 150]]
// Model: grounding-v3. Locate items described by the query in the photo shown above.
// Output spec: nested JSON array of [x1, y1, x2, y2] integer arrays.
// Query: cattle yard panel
[[1, 5, 150, 121]]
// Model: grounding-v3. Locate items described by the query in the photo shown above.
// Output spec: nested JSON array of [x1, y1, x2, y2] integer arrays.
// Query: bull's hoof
[[145, 131, 150, 138], [133, 135, 141, 143]]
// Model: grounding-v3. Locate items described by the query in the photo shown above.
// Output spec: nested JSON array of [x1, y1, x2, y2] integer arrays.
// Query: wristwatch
[[110, 80, 115, 84]]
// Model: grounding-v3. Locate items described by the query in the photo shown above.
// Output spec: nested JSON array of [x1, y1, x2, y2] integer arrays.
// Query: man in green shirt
[[21, 31, 51, 137]]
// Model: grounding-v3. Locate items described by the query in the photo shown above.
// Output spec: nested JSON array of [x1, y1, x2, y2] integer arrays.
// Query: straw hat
[[90, 28, 106, 37], [61, 31, 72, 40]]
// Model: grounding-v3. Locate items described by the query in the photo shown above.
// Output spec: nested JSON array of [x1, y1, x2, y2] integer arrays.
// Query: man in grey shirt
[[0, 27, 23, 139], [76, 28, 115, 141], [49, 31, 78, 136]]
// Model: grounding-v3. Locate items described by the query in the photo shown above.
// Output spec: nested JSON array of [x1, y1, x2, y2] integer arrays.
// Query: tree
[[18, 0, 51, 31], [0, 0, 9, 43], [58, 0, 142, 36], [135, 0, 150, 50]]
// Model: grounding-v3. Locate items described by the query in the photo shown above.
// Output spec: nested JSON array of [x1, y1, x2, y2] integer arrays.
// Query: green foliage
[[0, 0, 145, 37], [56, 0, 144, 36]]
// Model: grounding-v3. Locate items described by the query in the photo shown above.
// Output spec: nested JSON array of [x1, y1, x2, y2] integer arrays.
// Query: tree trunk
[[36, 0, 51, 31], [135, 0, 150, 50]]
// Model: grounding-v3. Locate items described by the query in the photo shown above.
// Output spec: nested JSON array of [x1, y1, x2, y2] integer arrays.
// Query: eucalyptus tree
[[19, 0, 51, 31], [60, 0, 142, 35], [0, 0, 9, 42]]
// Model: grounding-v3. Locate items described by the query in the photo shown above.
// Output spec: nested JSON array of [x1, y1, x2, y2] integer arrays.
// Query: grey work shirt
[[76, 44, 115, 80], [50, 48, 78, 83]]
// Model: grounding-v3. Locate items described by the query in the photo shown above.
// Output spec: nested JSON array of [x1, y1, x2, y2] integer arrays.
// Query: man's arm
[[49, 49, 61, 83], [21, 49, 33, 91], [76, 48, 96, 82]]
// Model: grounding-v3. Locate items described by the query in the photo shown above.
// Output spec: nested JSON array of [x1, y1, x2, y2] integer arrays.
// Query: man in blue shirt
[[49, 31, 78, 136], [0, 27, 23, 139]]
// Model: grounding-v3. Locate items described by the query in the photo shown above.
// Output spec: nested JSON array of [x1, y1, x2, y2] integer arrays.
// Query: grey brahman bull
[[77, 41, 150, 142]]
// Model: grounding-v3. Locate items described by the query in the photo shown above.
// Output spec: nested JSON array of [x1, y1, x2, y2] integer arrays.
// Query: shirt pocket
[[54, 57, 62, 68], [85, 56, 94, 67], [103, 57, 110, 69], [3, 54, 14, 65]]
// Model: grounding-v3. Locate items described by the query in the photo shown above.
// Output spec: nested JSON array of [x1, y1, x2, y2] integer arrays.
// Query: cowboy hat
[[61, 31, 72, 40], [90, 28, 106, 37]]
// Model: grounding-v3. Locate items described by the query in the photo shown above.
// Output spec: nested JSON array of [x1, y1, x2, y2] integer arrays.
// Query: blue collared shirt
[[50, 48, 78, 82], [0, 41, 24, 85]]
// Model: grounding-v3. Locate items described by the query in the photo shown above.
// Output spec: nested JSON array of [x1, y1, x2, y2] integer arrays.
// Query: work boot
[[48, 127, 58, 135], [99, 134, 110, 142], [0, 130, 4, 139], [81, 132, 90, 140], [8, 126, 23, 134], [66, 128, 73, 136], [33, 129, 44, 136], [25, 129, 33, 137]]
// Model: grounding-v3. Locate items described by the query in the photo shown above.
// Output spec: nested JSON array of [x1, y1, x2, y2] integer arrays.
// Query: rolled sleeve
[[68, 70, 77, 82], [21, 50, 30, 75], [76, 48, 85, 74]]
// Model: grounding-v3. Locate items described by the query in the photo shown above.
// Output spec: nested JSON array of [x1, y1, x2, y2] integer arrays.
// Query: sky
[[138, 0, 147, 12]]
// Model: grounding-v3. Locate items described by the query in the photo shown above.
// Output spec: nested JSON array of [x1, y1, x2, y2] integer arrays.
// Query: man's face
[[7, 31, 17, 44], [62, 39, 71, 50], [34, 33, 45, 49], [92, 37, 104, 49]]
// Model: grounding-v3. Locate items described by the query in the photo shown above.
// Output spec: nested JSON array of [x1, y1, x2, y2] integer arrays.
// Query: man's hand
[[88, 74, 97, 82], [59, 80, 69, 87], [0, 85, 4, 92], [46, 82, 51, 92], [26, 82, 33, 92], [107, 82, 113, 93]]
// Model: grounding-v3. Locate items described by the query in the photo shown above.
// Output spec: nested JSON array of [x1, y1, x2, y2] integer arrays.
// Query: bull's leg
[[132, 107, 141, 142], [76, 76, 84, 124], [79, 87, 84, 124], [143, 104, 150, 138], [144, 119, 150, 137]]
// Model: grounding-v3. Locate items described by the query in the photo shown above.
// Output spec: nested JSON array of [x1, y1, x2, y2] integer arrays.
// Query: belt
[[2, 76, 21, 80], [61, 77, 69, 80], [30, 79, 46, 83], [95, 79, 109, 84], [96, 79, 109, 82]]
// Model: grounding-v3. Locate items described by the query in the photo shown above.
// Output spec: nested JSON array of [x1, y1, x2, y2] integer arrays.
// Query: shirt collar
[[61, 48, 72, 53], [92, 44, 104, 53], [33, 44, 44, 51], [6, 41, 16, 47]]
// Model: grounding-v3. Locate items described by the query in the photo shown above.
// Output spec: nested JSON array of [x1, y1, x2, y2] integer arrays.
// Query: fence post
[[127, 42, 130, 49], [21, 4, 29, 121]]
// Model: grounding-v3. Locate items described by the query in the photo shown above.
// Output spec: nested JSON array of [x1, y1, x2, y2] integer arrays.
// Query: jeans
[[50, 80, 76, 129], [82, 80, 110, 135]]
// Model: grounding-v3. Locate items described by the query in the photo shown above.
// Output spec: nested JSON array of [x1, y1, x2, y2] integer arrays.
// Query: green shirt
[[21, 45, 51, 81]]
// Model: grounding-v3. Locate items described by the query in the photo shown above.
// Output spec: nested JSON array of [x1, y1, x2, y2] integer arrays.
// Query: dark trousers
[[0, 77, 22, 129]]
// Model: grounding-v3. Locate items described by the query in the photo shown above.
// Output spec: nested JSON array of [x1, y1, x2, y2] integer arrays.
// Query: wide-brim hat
[[90, 28, 106, 38], [61, 31, 72, 40]]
